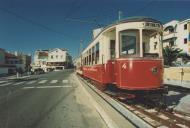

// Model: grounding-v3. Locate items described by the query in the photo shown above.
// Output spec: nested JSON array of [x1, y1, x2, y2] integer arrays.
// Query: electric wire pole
[[118, 11, 122, 21]]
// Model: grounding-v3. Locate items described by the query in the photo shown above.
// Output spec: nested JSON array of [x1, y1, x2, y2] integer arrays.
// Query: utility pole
[[80, 39, 83, 55], [80, 40, 83, 66], [118, 11, 122, 21]]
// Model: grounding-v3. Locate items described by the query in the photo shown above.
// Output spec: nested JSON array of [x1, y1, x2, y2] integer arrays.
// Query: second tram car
[[75, 17, 167, 99]]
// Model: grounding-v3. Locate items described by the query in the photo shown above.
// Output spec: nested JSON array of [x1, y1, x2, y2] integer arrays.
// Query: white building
[[33, 49, 49, 71], [46, 48, 70, 70], [33, 48, 72, 72], [162, 18, 190, 55]]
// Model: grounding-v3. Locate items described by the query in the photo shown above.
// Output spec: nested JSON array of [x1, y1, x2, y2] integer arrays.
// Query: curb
[[7, 76, 38, 81], [73, 74, 119, 128]]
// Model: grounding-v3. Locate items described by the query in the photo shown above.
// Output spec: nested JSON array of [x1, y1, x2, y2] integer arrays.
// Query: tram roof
[[101, 16, 162, 34], [118, 16, 162, 24], [96, 16, 162, 38], [81, 17, 162, 54], [101, 17, 162, 31]]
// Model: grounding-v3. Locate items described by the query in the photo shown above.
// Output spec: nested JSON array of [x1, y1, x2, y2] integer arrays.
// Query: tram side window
[[84, 57, 86, 65], [110, 40, 115, 59], [95, 43, 99, 64], [120, 32, 136, 56], [87, 52, 89, 65], [92, 46, 95, 65], [89, 49, 91, 65]]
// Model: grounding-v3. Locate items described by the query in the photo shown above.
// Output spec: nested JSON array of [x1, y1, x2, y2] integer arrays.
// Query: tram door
[[143, 42, 146, 55], [109, 40, 116, 82], [110, 40, 115, 59]]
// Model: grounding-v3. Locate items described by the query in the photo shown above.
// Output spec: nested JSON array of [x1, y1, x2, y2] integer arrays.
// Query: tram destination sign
[[143, 22, 161, 28]]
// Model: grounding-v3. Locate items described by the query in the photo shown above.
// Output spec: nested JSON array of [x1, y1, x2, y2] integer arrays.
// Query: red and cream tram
[[75, 17, 167, 99]]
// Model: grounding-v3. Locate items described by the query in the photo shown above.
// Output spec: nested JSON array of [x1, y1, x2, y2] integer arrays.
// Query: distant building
[[0, 49, 32, 75], [33, 48, 72, 72], [0, 48, 5, 64], [163, 19, 190, 55], [33, 49, 49, 71], [22, 54, 32, 71], [0, 48, 9, 75], [46, 48, 72, 70], [150, 18, 190, 56], [5, 52, 23, 74], [15, 52, 32, 72]]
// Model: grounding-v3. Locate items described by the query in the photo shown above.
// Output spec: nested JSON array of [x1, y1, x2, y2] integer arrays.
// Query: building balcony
[[163, 32, 177, 41]]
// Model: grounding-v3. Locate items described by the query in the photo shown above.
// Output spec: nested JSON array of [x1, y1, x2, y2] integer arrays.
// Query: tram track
[[125, 104, 190, 128], [77, 74, 190, 128], [115, 96, 190, 128]]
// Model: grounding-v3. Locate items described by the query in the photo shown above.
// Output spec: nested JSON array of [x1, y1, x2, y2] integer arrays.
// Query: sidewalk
[[164, 79, 190, 89], [0, 73, 38, 81]]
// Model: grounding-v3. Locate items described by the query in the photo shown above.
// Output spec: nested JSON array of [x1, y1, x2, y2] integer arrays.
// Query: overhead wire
[[129, 0, 155, 16], [64, 0, 81, 19], [0, 7, 73, 39], [63, 0, 105, 28]]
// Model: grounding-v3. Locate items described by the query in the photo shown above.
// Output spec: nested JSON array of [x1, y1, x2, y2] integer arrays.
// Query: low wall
[[164, 67, 190, 88]]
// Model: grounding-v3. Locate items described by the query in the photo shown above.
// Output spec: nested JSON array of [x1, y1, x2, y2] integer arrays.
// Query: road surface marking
[[62, 80, 68, 83], [22, 85, 72, 89], [0, 82, 13, 86], [50, 80, 58, 83], [0, 81, 7, 84], [38, 80, 47, 84], [13, 81, 25, 85], [26, 80, 37, 85]]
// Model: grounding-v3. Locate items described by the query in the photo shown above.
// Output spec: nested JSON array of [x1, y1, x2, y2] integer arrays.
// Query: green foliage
[[178, 53, 190, 61], [163, 46, 182, 66]]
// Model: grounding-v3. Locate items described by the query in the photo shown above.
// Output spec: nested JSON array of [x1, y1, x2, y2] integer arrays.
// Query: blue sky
[[0, 0, 190, 59]]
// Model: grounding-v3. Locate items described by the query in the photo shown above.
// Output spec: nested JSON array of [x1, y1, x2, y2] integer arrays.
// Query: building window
[[169, 28, 174, 33], [184, 24, 187, 30], [61, 55, 63, 59], [154, 42, 157, 50], [169, 41, 174, 46], [56, 55, 58, 59], [184, 38, 187, 44], [51, 55, 53, 59]]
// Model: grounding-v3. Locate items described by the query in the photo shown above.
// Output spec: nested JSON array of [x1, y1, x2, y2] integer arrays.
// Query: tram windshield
[[120, 30, 139, 57], [121, 35, 136, 55], [120, 29, 162, 58]]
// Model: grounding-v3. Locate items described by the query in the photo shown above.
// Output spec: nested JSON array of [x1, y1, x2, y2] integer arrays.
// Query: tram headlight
[[151, 67, 158, 75]]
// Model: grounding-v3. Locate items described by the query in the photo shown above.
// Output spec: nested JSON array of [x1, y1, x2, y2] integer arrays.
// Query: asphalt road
[[0, 69, 107, 128]]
